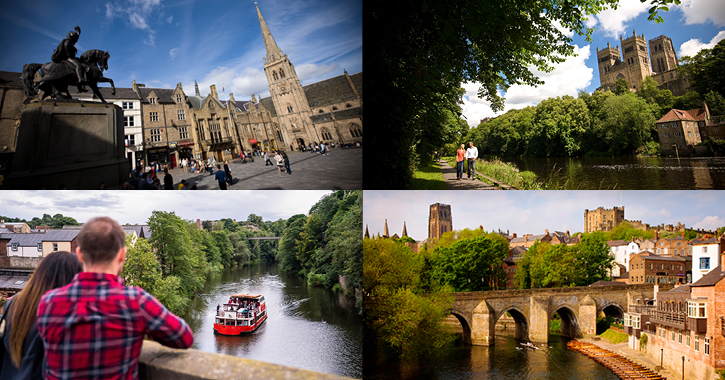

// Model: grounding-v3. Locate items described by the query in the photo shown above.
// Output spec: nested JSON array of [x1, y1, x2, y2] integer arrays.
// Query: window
[[321, 128, 333, 141], [178, 110, 186, 120], [703, 246, 707, 253], [287, 105, 293, 113], [11, 243, 18, 251], [688, 131, 692, 137], [349, 124, 362, 138], [671, 330, 675, 341], [678, 330, 682, 344], [124, 116, 135, 127], [273, 72, 278, 80], [122, 102, 134, 109], [346, 103, 352, 108], [52, 242, 58, 252], [124, 135, 135, 146], [279, 69, 285, 78], [149, 98, 157, 105], [687, 301, 706, 318], [151, 129, 162, 143], [179, 125, 189, 139], [705, 337, 709, 355], [150, 112, 158, 122], [686, 333, 690, 346], [695, 335, 699, 351], [37, 243, 42, 252], [177, 94, 183, 103], [700, 257, 710, 270], [332, 106, 338, 111]]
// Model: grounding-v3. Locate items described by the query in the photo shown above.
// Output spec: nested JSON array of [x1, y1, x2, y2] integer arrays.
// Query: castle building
[[428, 203, 452, 241], [584, 206, 625, 233], [596, 31, 690, 96]]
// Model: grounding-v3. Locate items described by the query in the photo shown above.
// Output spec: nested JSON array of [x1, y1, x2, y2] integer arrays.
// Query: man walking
[[215, 164, 228, 190], [36, 217, 193, 380], [465, 141, 478, 180], [281, 149, 291, 175], [264, 151, 273, 166]]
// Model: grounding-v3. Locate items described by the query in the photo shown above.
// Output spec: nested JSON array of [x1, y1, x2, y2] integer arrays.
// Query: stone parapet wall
[[0, 256, 42, 268], [138, 340, 356, 380]]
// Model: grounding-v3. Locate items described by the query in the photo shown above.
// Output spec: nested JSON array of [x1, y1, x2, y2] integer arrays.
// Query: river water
[[502, 156, 725, 189], [180, 263, 363, 378], [364, 334, 619, 380]]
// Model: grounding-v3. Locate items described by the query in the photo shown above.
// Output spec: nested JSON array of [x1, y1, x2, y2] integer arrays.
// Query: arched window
[[321, 127, 333, 140], [279, 69, 285, 78], [287, 104, 293, 113], [318, 109, 324, 113], [273, 72, 278, 80], [349, 124, 362, 138], [346, 103, 352, 108], [276, 129, 284, 142]]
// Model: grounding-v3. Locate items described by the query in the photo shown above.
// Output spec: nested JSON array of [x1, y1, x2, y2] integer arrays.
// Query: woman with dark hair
[[0, 251, 83, 380]]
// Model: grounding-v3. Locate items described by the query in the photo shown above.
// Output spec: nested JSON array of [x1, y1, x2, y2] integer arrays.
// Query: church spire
[[194, 80, 200, 97], [383, 219, 389, 238], [364, 225, 370, 239], [255, 2, 284, 64], [402, 222, 408, 238]]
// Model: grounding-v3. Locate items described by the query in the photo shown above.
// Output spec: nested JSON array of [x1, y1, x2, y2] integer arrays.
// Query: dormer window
[[177, 94, 182, 103], [687, 300, 706, 318], [150, 98, 156, 105], [37, 243, 42, 252], [11, 243, 18, 251], [346, 104, 352, 108]]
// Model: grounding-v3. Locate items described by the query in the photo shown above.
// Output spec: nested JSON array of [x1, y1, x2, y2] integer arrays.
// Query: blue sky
[[364, 191, 725, 241], [0, 0, 362, 100], [461, 0, 725, 126], [0, 190, 331, 225]]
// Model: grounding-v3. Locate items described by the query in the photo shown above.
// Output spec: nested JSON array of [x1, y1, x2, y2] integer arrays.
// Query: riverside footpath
[[159, 148, 361, 190], [578, 337, 678, 380]]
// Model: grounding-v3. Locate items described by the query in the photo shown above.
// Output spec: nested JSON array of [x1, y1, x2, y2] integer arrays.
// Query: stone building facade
[[584, 206, 625, 233], [428, 203, 452, 241], [596, 31, 691, 96], [628, 252, 691, 285]]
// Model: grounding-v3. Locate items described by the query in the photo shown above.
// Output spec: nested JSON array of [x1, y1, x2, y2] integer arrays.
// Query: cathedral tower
[[619, 30, 653, 90], [256, 3, 316, 150], [649, 35, 678, 74], [428, 203, 452, 240], [596, 41, 622, 86]]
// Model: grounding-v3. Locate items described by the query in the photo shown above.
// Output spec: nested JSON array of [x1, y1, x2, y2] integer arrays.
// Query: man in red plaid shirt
[[37, 216, 193, 379]]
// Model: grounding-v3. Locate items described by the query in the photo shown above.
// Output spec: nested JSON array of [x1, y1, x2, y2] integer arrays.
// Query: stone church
[[596, 31, 690, 96]]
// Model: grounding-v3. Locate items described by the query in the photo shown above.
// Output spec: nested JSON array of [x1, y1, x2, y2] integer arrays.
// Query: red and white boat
[[213, 294, 267, 335]]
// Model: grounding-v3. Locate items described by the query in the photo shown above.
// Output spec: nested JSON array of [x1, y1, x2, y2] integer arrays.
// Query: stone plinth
[[4, 100, 129, 189]]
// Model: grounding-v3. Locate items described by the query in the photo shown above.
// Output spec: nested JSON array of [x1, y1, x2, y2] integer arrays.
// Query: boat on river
[[213, 294, 267, 335]]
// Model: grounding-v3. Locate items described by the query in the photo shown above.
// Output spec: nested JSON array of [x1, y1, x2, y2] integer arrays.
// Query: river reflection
[[180, 263, 362, 378], [363, 335, 619, 380], [501, 156, 725, 189]]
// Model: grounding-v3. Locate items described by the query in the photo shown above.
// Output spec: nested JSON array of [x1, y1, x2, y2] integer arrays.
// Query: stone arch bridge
[[448, 284, 670, 346]]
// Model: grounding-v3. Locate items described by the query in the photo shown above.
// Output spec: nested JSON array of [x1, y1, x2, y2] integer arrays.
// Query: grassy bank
[[600, 328, 628, 344], [445, 157, 544, 190], [410, 160, 447, 189]]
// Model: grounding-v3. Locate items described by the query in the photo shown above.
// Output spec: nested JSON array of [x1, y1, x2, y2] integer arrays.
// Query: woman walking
[[224, 160, 233, 187], [456, 143, 466, 180], [0, 251, 82, 380], [274, 151, 285, 173]]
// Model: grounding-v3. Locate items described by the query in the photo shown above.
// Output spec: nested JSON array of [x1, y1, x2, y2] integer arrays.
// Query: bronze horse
[[22, 49, 116, 103]]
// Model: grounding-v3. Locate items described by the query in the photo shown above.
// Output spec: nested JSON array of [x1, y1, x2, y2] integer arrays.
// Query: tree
[[122, 236, 161, 293], [428, 234, 509, 291], [613, 78, 631, 95], [201, 220, 213, 231], [704, 90, 725, 116], [637, 76, 660, 103], [325, 191, 363, 292], [593, 93, 658, 155], [277, 214, 307, 273], [574, 232, 614, 285], [526, 95, 591, 157], [673, 91, 702, 110], [679, 39, 725, 98]]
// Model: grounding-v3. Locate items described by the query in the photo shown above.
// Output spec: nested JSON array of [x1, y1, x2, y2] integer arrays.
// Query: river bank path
[[439, 159, 509, 190], [579, 337, 678, 380]]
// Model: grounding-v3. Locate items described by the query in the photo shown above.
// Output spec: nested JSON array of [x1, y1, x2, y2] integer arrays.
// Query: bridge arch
[[598, 302, 625, 319], [495, 306, 529, 341], [448, 308, 472, 345], [551, 306, 580, 339]]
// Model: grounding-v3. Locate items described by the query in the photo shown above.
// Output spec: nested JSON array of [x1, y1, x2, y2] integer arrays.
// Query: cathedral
[[596, 31, 690, 96]]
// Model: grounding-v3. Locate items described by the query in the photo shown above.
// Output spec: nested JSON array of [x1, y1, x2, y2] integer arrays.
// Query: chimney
[[566, 230, 570, 236], [513, 233, 517, 238], [545, 229, 549, 235], [210, 85, 219, 100]]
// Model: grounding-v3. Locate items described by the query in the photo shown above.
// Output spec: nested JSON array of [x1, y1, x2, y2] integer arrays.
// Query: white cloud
[[143, 30, 155, 47], [692, 216, 724, 231], [676, 0, 725, 26], [460, 45, 593, 127], [169, 47, 179, 61], [129, 13, 149, 29], [679, 30, 725, 57], [167, 15, 173, 24], [589, 0, 650, 38]]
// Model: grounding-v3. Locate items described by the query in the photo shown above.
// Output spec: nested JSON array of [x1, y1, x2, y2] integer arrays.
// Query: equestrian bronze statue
[[22, 26, 116, 103]]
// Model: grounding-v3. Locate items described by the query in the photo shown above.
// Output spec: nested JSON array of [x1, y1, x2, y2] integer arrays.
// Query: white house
[[608, 239, 640, 270], [691, 237, 720, 283], [6, 233, 45, 257]]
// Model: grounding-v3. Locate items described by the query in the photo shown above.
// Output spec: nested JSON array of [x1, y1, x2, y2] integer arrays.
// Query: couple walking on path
[[455, 142, 478, 180]]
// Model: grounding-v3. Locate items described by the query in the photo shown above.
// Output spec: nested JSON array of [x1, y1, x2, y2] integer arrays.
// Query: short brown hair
[[77, 217, 126, 264]]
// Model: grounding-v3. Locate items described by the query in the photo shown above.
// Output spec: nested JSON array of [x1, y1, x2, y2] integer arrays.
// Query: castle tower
[[597, 41, 622, 88], [649, 35, 678, 74], [402, 222, 408, 238], [584, 206, 625, 233], [618, 29, 652, 90], [256, 3, 316, 150], [383, 219, 389, 238], [429, 203, 452, 240]]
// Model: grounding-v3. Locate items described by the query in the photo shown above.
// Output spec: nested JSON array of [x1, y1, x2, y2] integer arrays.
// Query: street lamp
[[681, 356, 685, 380], [660, 348, 663, 367]]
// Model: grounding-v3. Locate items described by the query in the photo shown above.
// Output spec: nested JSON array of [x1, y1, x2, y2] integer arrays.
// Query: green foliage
[[0, 213, 81, 229], [613, 78, 631, 96], [122, 236, 161, 293], [277, 214, 307, 273], [201, 220, 213, 231], [639, 333, 648, 351], [704, 90, 725, 116], [410, 160, 447, 190], [363, 238, 455, 360], [673, 91, 702, 110], [679, 39, 725, 98], [428, 234, 509, 291], [593, 93, 658, 155], [607, 221, 654, 241], [152, 275, 189, 315], [550, 319, 562, 333]]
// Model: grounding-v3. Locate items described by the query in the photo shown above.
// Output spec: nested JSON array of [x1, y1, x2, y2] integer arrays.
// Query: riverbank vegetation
[[363, 238, 455, 361], [275, 191, 362, 305], [600, 328, 628, 344], [445, 156, 543, 189], [410, 161, 447, 189]]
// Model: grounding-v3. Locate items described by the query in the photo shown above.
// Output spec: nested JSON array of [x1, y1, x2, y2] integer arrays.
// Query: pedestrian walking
[[455, 144, 466, 180], [281, 149, 291, 175], [264, 151, 273, 166], [465, 141, 478, 180], [215, 164, 228, 190], [274, 151, 285, 174], [163, 168, 173, 190], [224, 160, 233, 186]]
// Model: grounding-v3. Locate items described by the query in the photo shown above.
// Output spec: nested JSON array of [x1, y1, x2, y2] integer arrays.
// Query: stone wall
[[138, 340, 354, 380], [0, 256, 41, 268]]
